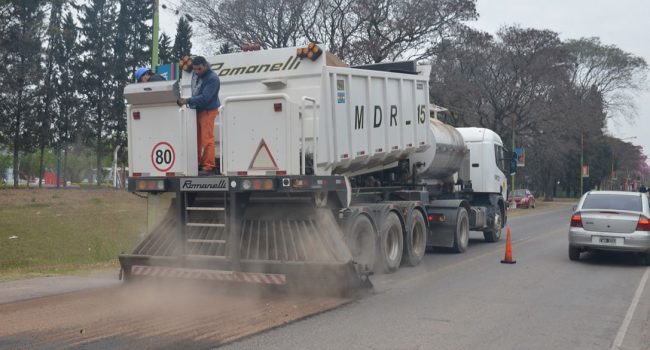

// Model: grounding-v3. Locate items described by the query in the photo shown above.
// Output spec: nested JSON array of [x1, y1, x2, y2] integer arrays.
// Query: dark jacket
[[149, 73, 166, 82], [188, 67, 220, 111]]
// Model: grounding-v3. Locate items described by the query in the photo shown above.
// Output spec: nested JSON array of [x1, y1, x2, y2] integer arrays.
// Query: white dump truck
[[119, 45, 514, 288]]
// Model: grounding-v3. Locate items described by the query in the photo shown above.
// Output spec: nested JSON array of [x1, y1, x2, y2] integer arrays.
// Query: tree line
[[1, 0, 648, 196], [0, 0, 192, 187]]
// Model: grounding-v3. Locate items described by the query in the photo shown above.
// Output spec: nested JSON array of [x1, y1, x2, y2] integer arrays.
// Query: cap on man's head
[[192, 56, 208, 66], [135, 67, 152, 82]]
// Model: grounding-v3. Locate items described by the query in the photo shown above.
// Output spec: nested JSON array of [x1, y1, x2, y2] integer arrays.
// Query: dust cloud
[[0, 279, 348, 349]]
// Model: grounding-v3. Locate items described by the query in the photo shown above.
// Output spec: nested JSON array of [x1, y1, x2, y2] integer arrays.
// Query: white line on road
[[611, 266, 650, 350]]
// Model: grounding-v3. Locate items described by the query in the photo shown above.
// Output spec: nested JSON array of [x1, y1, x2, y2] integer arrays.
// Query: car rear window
[[582, 194, 642, 211]]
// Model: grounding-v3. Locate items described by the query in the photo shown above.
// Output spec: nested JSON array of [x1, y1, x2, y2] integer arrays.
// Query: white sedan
[[568, 191, 650, 264]]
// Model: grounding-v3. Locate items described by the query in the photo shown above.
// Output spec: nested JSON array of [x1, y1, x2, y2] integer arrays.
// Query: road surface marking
[[610, 266, 650, 350]]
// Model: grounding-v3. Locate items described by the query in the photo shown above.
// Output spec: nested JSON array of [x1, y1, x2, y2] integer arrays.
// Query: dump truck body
[[120, 45, 509, 288]]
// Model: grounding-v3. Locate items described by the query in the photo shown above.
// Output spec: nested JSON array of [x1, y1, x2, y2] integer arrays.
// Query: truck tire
[[346, 215, 376, 269], [402, 210, 427, 267], [483, 205, 503, 242], [376, 212, 403, 273], [452, 207, 470, 253]]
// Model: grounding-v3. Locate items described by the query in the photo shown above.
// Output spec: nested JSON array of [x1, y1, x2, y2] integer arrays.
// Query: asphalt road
[[2, 203, 649, 350], [223, 204, 650, 350]]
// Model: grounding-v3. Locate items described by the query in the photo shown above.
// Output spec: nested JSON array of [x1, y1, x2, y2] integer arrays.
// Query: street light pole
[[510, 113, 517, 203], [580, 132, 584, 195], [151, 0, 160, 71]]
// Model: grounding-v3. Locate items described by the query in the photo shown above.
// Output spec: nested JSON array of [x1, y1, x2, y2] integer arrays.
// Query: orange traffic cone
[[500, 225, 516, 264]]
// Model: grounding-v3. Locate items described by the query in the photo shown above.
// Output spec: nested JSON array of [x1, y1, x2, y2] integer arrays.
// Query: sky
[[159, 0, 649, 158]]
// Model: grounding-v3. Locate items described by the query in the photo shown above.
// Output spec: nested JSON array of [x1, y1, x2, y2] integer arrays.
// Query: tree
[[184, 0, 307, 50], [78, 0, 117, 185], [564, 37, 648, 121], [350, 0, 477, 64], [173, 16, 193, 61], [0, 1, 46, 187], [184, 0, 477, 65], [36, 0, 66, 187], [53, 11, 82, 186], [431, 26, 571, 139], [301, 0, 365, 62], [158, 32, 173, 64], [112, 0, 152, 170]]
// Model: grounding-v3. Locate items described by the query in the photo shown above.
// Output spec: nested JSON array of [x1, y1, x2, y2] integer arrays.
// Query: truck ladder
[[183, 192, 228, 258]]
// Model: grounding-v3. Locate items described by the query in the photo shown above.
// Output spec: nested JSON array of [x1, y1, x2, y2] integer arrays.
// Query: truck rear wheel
[[452, 207, 469, 253], [376, 212, 403, 273], [402, 210, 426, 267], [483, 205, 503, 242], [346, 215, 376, 270]]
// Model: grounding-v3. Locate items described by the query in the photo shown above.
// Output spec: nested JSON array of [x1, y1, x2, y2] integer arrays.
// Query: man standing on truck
[[176, 56, 221, 175], [135, 67, 166, 82]]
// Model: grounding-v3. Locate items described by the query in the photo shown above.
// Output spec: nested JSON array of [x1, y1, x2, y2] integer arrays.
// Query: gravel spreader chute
[[119, 186, 371, 292]]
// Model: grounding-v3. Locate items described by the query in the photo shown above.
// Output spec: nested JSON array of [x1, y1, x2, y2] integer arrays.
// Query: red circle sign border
[[150, 141, 176, 172]]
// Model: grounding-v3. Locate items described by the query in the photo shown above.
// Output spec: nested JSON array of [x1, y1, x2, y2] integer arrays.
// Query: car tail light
[[636, 216, 650, 231], [570, 213, 583, 227]]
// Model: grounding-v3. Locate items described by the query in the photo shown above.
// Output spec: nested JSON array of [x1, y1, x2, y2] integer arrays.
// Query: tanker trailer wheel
[[483, 205, 503, 243], [346, 215, 376, 270], [402, 210, 427, 267], [376, 212, 404, 273], [452, 207, 469, 253]]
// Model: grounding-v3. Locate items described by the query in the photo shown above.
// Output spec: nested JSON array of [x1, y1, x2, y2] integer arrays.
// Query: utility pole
[[510, 113, 517, 203], [56, 147, 61, 189], [580, 133, 583, 195], [152, 0, 160, 71]]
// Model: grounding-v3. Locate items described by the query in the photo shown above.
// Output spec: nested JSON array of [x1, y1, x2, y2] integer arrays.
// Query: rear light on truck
[[241, 179, 274, 191], [136, 179, 165, 191], [427, 214, 446, 223], [636, 216, 650, 231], [570, 213, 583, 227]]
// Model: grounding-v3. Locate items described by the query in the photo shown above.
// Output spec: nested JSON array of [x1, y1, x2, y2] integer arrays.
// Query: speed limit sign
[[151, 141, 176, 172]]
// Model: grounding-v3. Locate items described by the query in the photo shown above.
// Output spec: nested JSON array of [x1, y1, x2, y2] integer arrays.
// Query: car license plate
[[592, 236, 622, 245]]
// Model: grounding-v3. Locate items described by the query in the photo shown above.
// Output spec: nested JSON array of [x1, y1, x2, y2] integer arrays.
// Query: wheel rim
[[460, 215, 468, 245], [387, 226, 400, 262], [494, 211, 502, 229]]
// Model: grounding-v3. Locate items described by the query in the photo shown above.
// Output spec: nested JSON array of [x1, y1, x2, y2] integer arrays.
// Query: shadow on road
[[575, 250, 648, 267]]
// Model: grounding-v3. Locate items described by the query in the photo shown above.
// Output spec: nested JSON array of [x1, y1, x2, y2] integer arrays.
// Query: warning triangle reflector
[[249, 139, 279, 170]]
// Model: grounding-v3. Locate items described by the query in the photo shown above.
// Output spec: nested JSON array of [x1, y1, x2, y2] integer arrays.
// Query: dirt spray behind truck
[[119, 45, 514, 290]]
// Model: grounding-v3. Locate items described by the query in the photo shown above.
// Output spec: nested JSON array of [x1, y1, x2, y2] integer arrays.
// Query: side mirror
[[509, 157, 517, 175]]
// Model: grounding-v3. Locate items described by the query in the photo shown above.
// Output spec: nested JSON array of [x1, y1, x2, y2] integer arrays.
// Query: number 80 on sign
[[151, 141, 176, 172]]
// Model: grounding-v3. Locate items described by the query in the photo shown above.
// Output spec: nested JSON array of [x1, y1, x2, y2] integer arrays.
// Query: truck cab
[[457, 127, 508, 200]]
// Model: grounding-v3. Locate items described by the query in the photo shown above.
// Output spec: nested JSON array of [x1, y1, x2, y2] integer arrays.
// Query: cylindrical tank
[[409, 119, 467, 180]]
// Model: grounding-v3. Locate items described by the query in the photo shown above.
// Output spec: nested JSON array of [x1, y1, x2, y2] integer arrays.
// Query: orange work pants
[[197, 109, 218, 171]]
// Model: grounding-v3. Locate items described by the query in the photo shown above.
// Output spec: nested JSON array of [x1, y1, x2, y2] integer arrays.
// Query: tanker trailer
[[118, 45, 513, 289]]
